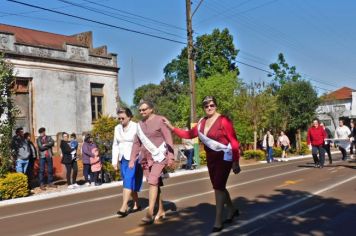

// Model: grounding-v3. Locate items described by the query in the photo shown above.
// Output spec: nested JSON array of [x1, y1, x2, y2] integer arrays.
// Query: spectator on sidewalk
[[11, 127, 31, 174], [24, 132, 37, 187], [36, 127, 56, 190], [263, 129, 275, 163], [349, 121, 356, 159], [182, 131, 195, 170], [277, 131, 290, 161], [82, 133, 97, 186], [320, 122, 333, 164], [307, 119, 327, 168], [60, 132, 78, 189], [334, 120, 351, 161], [90, 147, 102, 186], [70, 133, 79, 161]]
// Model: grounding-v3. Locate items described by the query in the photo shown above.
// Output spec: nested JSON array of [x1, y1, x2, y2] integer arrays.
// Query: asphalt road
[[1, 154, 355, 236]]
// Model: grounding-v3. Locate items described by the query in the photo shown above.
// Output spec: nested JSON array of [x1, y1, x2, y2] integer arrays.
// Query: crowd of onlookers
[[10, 127, 105, 190]]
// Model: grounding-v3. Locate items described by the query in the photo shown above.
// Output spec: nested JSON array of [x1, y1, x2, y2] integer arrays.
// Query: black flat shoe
[[223, 209, 240, 224], [117, 210, 129, 217], [211, 226, 223, 233]]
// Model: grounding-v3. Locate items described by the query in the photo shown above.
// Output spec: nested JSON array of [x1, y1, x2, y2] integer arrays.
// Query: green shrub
[[273, 147, 283, 157], [243, 150, 266, 161], [199, 151, 207, 165], [0, 172, 29, 200], [299, 141, 310, 155], [92, 115, 119, 155], [102, 161, 121, 181]]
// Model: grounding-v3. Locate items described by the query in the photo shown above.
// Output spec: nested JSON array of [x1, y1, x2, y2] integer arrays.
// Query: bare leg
[[131, 191, 140, 209], [147, 185, 158, 218], [156, 186, 166, 218], [120, 188, 132, 212], [214, 189, 225, 228], [224, 189, 235, 218]]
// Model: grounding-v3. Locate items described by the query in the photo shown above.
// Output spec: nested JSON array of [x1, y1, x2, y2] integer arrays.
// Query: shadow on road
[[138, 189, 356, 236]]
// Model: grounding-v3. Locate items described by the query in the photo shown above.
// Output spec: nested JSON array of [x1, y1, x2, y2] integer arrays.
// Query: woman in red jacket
[[307, 119, 327, 168], [164, 96, 241, 233]]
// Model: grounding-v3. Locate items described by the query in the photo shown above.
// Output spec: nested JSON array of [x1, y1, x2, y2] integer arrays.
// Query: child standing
[[70, 133, 78, 160], [90, 147, 102, 186]]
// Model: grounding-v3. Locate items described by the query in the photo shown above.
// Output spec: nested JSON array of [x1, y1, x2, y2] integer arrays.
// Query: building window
[[91, 83, 104, 121]]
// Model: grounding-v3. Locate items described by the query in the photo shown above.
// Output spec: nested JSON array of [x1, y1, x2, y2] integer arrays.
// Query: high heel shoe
[[211, 226, 223, 233], [223, 209, 240, 224], [117, 210, 129, 218], [154, 213, 166, 221], [141, 216, 155, 225], [128, 206, 142, 213]]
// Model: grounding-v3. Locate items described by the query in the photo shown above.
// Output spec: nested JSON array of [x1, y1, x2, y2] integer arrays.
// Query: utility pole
[[185, 0, 197, 123]]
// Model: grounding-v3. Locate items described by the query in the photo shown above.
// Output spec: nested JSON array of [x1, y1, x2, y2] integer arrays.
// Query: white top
[[112, 121, 137, 165], [334, 125, 351, 139]]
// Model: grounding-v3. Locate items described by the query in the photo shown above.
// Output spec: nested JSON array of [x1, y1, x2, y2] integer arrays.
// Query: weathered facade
[[0, 24, 119, 138]]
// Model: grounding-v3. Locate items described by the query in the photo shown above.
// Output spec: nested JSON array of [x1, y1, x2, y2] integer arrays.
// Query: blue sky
[[1, 0, 356, 105]]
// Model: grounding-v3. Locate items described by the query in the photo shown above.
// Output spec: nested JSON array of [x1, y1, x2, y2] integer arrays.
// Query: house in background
[[316, 86, 356, 133], [0, 23, 119, 139]]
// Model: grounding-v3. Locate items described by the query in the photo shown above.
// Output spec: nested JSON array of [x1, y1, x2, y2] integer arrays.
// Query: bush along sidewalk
[[0, 172, 29, 200]]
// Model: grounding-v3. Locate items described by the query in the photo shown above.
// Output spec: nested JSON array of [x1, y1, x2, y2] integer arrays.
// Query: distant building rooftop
[[322, 86, 356, 101]]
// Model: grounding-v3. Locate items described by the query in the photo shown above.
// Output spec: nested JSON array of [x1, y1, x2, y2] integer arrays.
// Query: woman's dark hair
[[138, 100, 154, 109], [84, 133, 92, 142], [117, 107, 133, 118], [24, 132, 30, 139], [202, 96, 218, 107], [38, 127, 46, 134], [70, 133, 76, 138]]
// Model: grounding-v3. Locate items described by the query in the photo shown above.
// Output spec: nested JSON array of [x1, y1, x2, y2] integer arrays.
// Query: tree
[[269, 53, 301, 92], [163, 28, 238, 84], [276, 80, 320, 150], [0, 54, 16, 177]]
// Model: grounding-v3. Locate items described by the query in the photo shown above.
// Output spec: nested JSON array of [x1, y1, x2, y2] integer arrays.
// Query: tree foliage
[[269, 53, 301, 92], [0, 54, 16, 177], [163, 28, 238, 84]]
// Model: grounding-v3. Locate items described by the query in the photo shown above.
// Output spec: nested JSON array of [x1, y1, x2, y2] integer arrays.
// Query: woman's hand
[[167, 158, 175, 168], [112, 164, 118, 171], [128, 160, 135, 169], [232, 162, 241, 174], [162, 118, 174, 131]]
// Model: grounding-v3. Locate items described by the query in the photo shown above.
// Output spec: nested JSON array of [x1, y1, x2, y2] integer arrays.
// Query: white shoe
[[73, 183, 79, 188], [67, 185, 74, 189], [85, 182, 90, 187]]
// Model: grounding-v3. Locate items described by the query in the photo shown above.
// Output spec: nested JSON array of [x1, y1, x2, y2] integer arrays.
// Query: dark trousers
[[92, 171, 100, 184], [26, 158, 35, 186], [312, 145, 325, 167], [339, 146, 347, 160], [83, 163, 92, 183], [323, 144, 332, 163], [64, 161, 78, 185], [350, 141, 356, 155], [184, 148, 194, 169], [39, 157, 53, 185]]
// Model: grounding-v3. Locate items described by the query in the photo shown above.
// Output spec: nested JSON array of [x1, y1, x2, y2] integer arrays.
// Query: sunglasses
[[204, 104, 216, 109], [118, 117, 125, 121], [138, 108, 148, 112]]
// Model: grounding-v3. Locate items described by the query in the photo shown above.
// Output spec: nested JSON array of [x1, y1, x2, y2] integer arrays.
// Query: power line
[[7, 0, 186, 45], [83, 0, 186, 32], [57, 0, 185, 40]]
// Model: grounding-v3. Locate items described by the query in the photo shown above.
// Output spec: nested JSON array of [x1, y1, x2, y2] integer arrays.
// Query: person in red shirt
[[307, 119, 327, 168], [164, 96, 240, 233]]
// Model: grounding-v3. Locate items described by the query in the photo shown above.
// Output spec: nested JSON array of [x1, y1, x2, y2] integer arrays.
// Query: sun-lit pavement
[[0, 153, 355, 236]]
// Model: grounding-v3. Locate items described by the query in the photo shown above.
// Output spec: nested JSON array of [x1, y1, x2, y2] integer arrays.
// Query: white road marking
[[288, 203, 325, 218], [221, 175, 356, 234]]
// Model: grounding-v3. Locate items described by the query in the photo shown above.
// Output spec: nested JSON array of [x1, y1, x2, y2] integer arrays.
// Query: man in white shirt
[[334, 120, 351, 161]]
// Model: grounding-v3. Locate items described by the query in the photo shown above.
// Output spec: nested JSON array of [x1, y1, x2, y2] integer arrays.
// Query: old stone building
[[0, 23, 119, 138]]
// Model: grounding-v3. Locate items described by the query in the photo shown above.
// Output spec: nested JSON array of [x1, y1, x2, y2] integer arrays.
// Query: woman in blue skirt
[[112, 108, 143, 217]]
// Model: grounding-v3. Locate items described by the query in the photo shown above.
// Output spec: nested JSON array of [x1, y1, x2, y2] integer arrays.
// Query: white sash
[[137, 124, 166, 162], [198, 119, 233, 161]]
